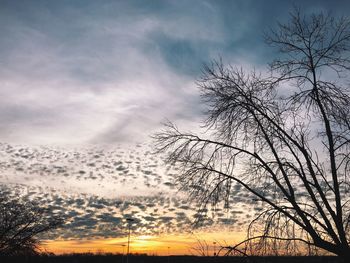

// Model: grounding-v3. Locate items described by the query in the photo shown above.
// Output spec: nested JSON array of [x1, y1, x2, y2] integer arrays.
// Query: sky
[[1, 0, 350, 256]]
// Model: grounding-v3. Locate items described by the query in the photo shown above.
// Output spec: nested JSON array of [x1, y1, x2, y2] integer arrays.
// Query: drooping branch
[[154, 9, 350, 259]]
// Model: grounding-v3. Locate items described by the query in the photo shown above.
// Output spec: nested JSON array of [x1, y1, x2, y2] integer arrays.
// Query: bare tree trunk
[[154, 8, 350, 258]]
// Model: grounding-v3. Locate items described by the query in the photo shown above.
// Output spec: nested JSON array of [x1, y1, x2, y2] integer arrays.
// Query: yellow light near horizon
[[43, 230, 245, 256], [137, 235, 153, 240]]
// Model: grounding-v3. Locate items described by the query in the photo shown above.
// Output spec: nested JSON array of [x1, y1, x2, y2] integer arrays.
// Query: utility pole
[[126, 218, 134, 263], [121, 244, 126, 263]]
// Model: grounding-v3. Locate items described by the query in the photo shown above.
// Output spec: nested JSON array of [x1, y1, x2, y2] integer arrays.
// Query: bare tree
[[190, 238, 211, 257], [0, 192, 62, 256], [154, 9, 350, 260]]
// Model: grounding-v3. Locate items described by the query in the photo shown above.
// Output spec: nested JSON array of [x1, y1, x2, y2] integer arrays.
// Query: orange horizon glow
[[43, 230, 246, 256]]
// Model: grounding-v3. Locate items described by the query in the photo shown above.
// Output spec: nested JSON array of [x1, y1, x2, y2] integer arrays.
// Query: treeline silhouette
[[0, 191, 62, 256], [0, 254, 343, 263]]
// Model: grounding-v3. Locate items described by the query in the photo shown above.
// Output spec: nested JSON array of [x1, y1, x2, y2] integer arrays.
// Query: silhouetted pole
[[213, 242, 216, 256], [167, 246, 170, 263], [121, 244, 126, 263], [126, 218, 134, 263]]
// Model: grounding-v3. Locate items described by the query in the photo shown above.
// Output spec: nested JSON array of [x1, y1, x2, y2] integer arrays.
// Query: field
[[0, 255, 342, 263]]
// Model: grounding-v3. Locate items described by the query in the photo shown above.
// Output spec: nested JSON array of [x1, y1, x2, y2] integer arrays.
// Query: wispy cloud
[[2, 0, 348, 145]]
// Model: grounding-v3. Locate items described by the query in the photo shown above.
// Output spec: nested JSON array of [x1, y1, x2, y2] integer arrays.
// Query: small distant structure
[[119, 244, 126, 263], [126, 218, 135, 263]]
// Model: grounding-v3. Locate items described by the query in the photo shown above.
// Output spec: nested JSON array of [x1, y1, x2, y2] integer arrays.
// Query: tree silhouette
[[0, 192, 62, 256], [154, 9, 350, 260]]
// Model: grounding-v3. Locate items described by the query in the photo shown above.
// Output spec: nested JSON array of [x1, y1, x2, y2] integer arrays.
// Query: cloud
[[2, 0, 349, 145], [0, 0, 210, 145], [0, 140, 298, 240]]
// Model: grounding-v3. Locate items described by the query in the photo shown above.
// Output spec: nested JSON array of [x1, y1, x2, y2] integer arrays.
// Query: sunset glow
[[43, 231, 246, 255]]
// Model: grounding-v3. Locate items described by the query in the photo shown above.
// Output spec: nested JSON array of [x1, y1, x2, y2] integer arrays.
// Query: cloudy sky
[[2, 0, 349, 146], [1, 0, 350, 255]]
